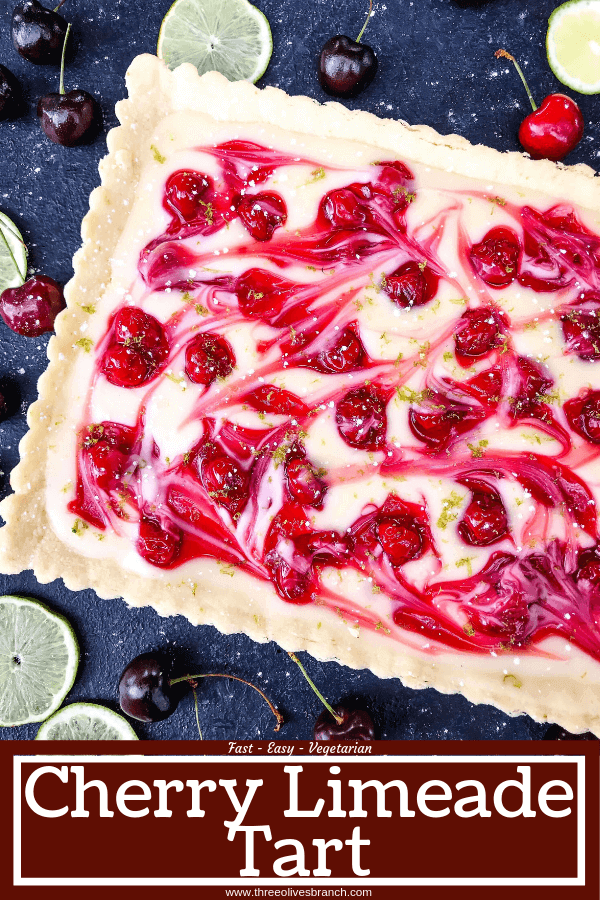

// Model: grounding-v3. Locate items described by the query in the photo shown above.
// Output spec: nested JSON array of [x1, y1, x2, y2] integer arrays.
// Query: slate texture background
[[0, 0, 596, 741]]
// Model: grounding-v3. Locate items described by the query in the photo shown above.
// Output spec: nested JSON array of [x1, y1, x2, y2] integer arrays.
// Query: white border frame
[[13, 755, 586, 887]]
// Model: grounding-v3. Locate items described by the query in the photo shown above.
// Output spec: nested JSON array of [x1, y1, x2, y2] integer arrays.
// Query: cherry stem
[[191, 685, 203, 740], [287, 652, 343, 725], [356, 0, 373, 44], [54, 0, 68, 10], [169, 672, 283, 731], [495, 49, 537, 113], [59, 22, 71, 96]]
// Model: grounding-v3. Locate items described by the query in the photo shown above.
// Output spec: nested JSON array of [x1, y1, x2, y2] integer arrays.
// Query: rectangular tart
[[3, 54, 600, 734]]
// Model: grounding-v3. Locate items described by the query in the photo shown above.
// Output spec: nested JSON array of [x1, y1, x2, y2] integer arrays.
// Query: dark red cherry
[[12, 0, 68, 64], [575, 547, 600, 591], [304, 327, 365, 374], [496, 50, 583, 161], [237, 192, 287, 241], [383, 261, 439, 309], [83, 422, 135, 491], [376, 515, 423, 564], [510, 356, 553, 418], [102, 345, 150, 387], [564, 390, 600, 445], [519, 95, 584, 161], [184, 332, 235, 386], [271, 559, 314, 605], [458, 493, 509, 546], [0, 65, 21, 119], [236, 268, 296, 321], [336, 384, 387, 450], [38, 89, 98, 147], [544, 724, 597, 741], [454, 307, 506, 363], [469, 227, 521, 288], [118, 652, 178, 722], [318, 35, 377, 99], [408, 396, 486, 453], [561, 297, 600, 361], [466, 366, 503, 407], [136, 516, 182, 568], [319, 188, 369, 229], [201, 454, 248, 516], [286, 457, 327, 508], [242, 384, 307, 417], [102, 307, 169, 388], [165, 170, 211, 220], [0, 275, 64, 337], [314, 705, 375, 740]]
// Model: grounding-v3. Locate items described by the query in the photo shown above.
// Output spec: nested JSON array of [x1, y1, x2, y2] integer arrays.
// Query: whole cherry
[[12, 0, 68, 65], [0, 65, 21, 120], [318, 0, 377, 98], [0, 274, 64, 336], [495, 49, 583, 161], [118, 651, 283, 732], [37, 24, 99, 146], [288, 652, 376, 741]]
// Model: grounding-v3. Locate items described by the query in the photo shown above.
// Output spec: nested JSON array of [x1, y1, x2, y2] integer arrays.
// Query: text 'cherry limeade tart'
[[4, 55, 600, 734]]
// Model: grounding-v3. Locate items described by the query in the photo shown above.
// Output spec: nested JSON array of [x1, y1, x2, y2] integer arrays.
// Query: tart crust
[[3, 53, 600, 735]]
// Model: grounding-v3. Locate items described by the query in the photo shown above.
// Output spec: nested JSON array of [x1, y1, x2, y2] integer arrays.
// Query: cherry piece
[[0, 275, 64, 337], [319, 187, 369, 230], [272, 560, 314, 604], [237, 192, 287, 241], [37, 24, 98, 147], [242, 384, 308, 417], [561, 296, 600, 361], [382, 261, 439, 309], [408, 392, 487, 454], [495, 50, 583, 161], [0, 65, 21, 119], [200, 454, 248, 517], [458, 492, 509, 546], [83, 422, 135, 491], [303, 326, 365, 374], [102, 306, 169, 388], [376, 515, 423, 564], [165, 170, 211, 220], [454, 307, 506, 363], [575, 547, 600, 592], [564, 390, 600, 445], [318, 1, 377, 99], [469, 226, 521, 288], [118, 652, 178, 722], [184, 332, 235, 386], [236, 268, 297, 322], [336, 384, 387, 450], [136, 515, 182, 568], [314, 705, 375, 740], [286, 457, 327, 508], [12, 0, 68, 65], [509, 356, 553, 419]]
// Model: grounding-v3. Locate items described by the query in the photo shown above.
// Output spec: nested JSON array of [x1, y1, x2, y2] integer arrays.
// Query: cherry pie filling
[[66, 140, 600, 660]]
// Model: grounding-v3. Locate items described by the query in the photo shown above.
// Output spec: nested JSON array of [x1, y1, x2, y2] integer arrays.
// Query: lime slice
[[0, 212, 27, 293], [36, 702, 138, 740], [157, 0, 273, 83], [547, 0, 600, 93], [0, 596, 79, 727]]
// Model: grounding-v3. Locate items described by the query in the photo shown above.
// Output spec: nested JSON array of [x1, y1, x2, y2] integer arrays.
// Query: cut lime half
[[0, 596, 79, 727], [158, 0, 272, 83], [36, 702, 138, 740], [547, 0, 600, 93], [0, 212, 27, 293]]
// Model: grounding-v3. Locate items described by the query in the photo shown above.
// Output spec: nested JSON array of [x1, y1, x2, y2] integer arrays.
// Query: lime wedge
[[157, 0, 273, 83], [0, 212, 27, 293], [36, 703, 139, 740], [547, 0, 600, 93], [0, 596, 79, 727]]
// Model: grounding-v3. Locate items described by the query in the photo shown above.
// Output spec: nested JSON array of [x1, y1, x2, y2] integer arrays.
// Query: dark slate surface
[[0, 0, 592, 742]]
